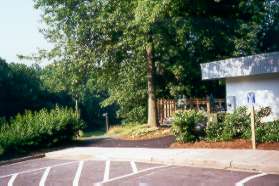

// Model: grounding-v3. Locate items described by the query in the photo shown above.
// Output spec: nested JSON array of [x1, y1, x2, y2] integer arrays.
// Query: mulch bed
[[170, 139, 279, 150]]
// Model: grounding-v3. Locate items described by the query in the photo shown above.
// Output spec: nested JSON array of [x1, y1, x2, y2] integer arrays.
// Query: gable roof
[[200, 52, 279, 80]]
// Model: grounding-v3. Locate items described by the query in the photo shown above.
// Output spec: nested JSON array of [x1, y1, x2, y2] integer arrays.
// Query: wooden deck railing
[[157, 98, 225, 125]]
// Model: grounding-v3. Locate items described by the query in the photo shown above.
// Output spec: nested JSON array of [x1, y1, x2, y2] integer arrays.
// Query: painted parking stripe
[[130, 161, 138, 173], [235, 172, 268, 186], [8, 173, 18, 186], [39, 167, 51, 186], [0, 161, 78, 179], [103, 160, 110, 182], [73, 161, 84, 186], [98, 165, 170, 184]]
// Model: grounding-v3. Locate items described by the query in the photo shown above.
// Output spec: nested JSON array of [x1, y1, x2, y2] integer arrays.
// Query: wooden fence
[[157, 98, 225, 125], [157, 99, 176, 124]]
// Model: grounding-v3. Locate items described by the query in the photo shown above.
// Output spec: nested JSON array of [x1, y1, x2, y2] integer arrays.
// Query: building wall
[[226, 74, 279, 121]]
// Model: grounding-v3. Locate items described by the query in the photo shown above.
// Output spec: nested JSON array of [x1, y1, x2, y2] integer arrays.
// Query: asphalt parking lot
[[0, 158, 279, 186]]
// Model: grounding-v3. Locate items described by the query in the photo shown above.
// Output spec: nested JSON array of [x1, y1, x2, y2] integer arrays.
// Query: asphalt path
[[0, 158, 279, 186], [78, 136, 176, 148]]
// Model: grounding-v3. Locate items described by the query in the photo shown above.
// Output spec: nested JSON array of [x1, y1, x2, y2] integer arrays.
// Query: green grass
[[107, 123, 149, 137], [79, 130, 106, 138], [106, 123, 172, 139]]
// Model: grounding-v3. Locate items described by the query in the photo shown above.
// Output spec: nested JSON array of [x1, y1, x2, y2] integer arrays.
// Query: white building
[[200, 52, 279, 121]]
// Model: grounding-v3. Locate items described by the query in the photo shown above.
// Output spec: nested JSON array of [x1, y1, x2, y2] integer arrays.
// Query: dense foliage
[[172, 110, 207, 142], [172, 107, 279, 143], [0, 106, 84, 156], [0, 58, 72, 118], [32, 0, 279, 123], [0, 58, 115, 129], [221, 107, 251, 140], [255, 120, 279, 143], [206, 107, 278, 142], [1, 0, 279, 127]]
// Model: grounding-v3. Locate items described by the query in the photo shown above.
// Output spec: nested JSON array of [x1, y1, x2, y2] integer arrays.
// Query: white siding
[[226, 74, 279, 121]]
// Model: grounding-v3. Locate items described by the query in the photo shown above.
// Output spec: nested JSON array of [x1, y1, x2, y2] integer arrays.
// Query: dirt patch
[[170, 139, 279, 150]]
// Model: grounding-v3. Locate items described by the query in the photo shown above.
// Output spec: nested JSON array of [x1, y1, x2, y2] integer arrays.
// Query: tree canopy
[[29, 0, 279, 124]]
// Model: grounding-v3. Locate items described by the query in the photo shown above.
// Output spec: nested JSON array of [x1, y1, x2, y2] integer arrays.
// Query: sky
[[0, 0, 51, 65]]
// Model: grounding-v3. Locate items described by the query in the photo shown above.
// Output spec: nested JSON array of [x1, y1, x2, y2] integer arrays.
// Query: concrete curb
[[0, 153, 45, 166], [45, 147, 279, 174]]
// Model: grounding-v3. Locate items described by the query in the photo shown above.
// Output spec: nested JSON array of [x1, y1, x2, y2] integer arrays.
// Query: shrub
[[206, 106, 275, 142], [242, 106, 273, 141], [254, 120, 279, 143], [217, 112, 226, 123], [172, 110, 207, 142], [221, 107, 250, 141], [0, 117, 6, 128], [206, 121, 224, 141], [0, 106, 84, 155]]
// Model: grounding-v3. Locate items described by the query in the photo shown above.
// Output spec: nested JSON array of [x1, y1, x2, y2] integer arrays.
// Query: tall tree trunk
[[146, 43, 159, 127]]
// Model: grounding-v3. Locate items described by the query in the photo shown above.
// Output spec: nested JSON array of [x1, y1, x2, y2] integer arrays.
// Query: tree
[[0, 57, 72, 118], [33, 0, 278, 126]]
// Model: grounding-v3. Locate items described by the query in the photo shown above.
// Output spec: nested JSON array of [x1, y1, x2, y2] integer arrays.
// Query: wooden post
[[196, 99, 200, 111], [168, 100, 171, 117], [207, 100, 211, 113], [160, 99, 163, 124], [105, 114, 109, 132], [157, 100, 160, 124], [103, 113, 109, 132], [164, 100, 167, 118], [250, 106, 256, 149]]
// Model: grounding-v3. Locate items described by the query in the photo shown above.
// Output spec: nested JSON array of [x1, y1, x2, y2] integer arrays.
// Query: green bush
[[221, 107, 250, 141], [172, 110, 207, 142], [254, 120, 279, 143], [206, 106, 276, 142], [217, 112, 226, 123], [0, 106, 84, 155], [242, 107, 272, 141], [206, 121, 224, 141]]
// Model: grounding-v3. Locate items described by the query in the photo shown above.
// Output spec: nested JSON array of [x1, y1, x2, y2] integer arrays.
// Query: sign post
[[102, 113, 109, 132], [247, 92, 256, 150]]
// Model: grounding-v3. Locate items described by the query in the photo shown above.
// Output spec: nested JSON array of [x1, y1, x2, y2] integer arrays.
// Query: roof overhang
[[200, 52, 279, 80]]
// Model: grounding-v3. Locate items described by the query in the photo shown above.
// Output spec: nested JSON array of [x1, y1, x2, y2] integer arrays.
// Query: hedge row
[[0, 106, 84, 156], [172, 107, 279, 143]]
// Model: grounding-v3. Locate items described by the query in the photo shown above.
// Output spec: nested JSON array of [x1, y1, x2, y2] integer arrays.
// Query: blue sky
[[0, 0, 51, 65]]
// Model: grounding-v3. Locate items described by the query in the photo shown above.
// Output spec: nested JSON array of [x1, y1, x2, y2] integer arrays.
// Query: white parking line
[[0, 161, 78, 179], [73, 161, 84, 186], [98, 165, 170, 184], [103, 160, 110, 182], [8, 173, 18, 186], [235, 172, 268, 186], [130, 161, 138, 173], [39, 167, 51, 186]]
